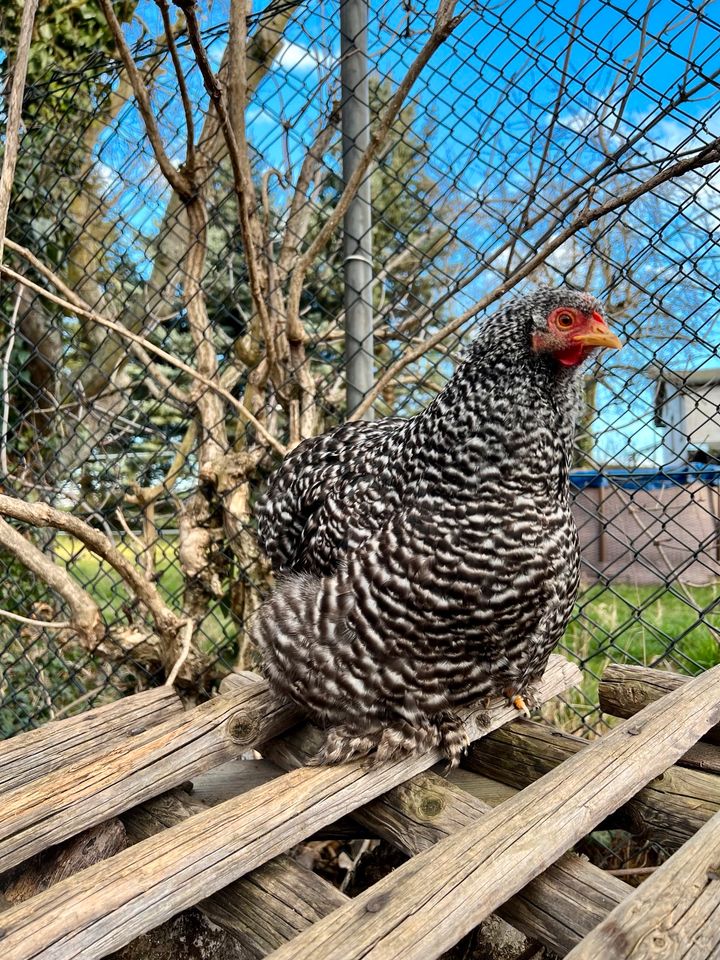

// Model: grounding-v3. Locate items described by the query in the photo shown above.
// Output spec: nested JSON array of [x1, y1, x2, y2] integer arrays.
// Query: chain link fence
[[1, 0, 720, 758]]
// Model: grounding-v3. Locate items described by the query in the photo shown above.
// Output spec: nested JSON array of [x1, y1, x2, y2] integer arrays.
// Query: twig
[[0, 607, 71, 630], [606, 866, 658, 877], [165, 618, 194, 686], [0, 516, 102, 642], [127, 420, 198, 506], [0, 255, 286, 456], [0, 0, 40, 264], [350, 134, 720, 419], [178, 0, 275, 362], [277, 101, 341, 278], [0, 285, 23, 476], [52, 685, 107, 720], [99, 0, 193, 199], [155, 0, 195, 175], [114, 507, 147, 566], [611, 0, 655, 137], [373, 60, 720, 363], [506, 3, 583, 273], [128, 339, 190, 410]]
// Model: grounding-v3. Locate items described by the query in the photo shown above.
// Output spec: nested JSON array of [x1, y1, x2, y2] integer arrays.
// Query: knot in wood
[[418, 793, 444, 819], [365, 893, 389, 914], [227, 712, 261, 745]]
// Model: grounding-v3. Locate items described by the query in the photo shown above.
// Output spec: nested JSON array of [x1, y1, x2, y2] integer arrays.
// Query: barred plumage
[[253, 286, 621, 764]]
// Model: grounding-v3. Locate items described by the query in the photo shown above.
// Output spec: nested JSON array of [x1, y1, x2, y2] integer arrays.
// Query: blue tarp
[[570, 466, 720, 490]]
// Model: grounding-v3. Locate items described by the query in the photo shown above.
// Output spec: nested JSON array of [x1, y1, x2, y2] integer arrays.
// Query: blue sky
[[95, 0, 720, 464]]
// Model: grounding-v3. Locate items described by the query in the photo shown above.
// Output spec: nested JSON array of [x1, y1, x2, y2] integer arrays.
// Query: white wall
[[658, 381, 720, 463]]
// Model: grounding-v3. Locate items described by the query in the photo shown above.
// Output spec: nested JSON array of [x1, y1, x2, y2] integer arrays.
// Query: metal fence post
[[341, 0, 374, 418]]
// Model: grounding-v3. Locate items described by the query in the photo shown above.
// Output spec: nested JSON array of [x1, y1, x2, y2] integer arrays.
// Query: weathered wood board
[[0, 687, 183, 793], [466, 718, 720, 850], [125, 791, 347, 960], [565, 806, 720, 959], [262, 660, 720, 960], [0, 656, 578, 960], [599, 664, 720, 744], [261, 710, 630, 957], [0, 680, 298, 875]]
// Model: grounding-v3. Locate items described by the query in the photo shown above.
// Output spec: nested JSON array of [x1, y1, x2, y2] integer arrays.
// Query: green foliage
[[1, 0, 134, 87]]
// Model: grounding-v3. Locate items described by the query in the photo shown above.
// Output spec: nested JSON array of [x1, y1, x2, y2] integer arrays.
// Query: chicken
[[253, 286, 622, 764]]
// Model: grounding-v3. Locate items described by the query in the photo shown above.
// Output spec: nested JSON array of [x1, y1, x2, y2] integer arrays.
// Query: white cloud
[[275, 41, 332, 72]]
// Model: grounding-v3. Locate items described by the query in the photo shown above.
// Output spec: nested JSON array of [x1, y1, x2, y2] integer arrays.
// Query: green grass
[[548, 581, 720, 733]]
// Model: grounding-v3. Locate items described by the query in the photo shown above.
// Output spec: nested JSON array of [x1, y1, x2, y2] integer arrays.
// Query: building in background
[[653, 368, 720, 465]]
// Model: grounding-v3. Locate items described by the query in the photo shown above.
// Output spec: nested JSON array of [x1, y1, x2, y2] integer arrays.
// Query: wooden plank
[[600, 663, 720, 766], [191, 698, 626, 957], [2, 821, 127, 904], [190, 759, 284, 804], [564, 806, 720, 959], [266, 725, 630, 957], [0, 680, 299, 875], [466, 718, 720, 850], [0, 687, 183, 793], [0, 655, 579, 960], [260, 659, 720, 960], [599, 664, 720, 742], [678, 740, 720, 776], [125, 791, 347, 960]]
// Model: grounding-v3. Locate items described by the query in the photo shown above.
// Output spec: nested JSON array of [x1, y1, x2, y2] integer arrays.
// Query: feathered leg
[[308, 723, 384, 765], [310, 710, 470, 767], [434, 710, 470, 766]]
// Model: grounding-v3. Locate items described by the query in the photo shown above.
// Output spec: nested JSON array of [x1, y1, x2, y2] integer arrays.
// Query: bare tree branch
[[0, 0, 40, 264], [350, 135, 720, 419], [0, 517, 102, 643], [1, 286, 23, 477], [611, 0, 654, 137], [277, 102, 341, 278], [98, 0, 194, 199], [0, 495, 183, 640], [178, 0, 276, 365], [127, 340, 190, 411], [285, 0, 466, 339], [127, 421, 198, 507], [165, 618, 195, 687], [155, 0, 196, 175], [1, 248, 287, 455], [505, 2, 583, 274], [0, 607, 70, 630], [144, 0, 303, 319]]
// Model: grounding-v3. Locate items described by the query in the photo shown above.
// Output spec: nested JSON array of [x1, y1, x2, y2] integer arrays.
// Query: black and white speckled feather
[[253, 286, 610, 764]]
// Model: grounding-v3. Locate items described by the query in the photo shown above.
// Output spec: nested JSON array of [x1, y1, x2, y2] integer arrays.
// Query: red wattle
[[555, 343, 588, 367]]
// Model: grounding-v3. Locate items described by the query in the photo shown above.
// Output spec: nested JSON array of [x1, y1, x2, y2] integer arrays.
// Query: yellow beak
[[573, 315, 623, 351]]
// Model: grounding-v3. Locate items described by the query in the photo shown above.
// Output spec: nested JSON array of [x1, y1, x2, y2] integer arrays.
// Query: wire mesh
[[1, 0, 720, 761]]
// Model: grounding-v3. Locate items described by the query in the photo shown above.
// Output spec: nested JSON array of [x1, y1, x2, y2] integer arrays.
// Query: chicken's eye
[[555, 311, 575, 329]]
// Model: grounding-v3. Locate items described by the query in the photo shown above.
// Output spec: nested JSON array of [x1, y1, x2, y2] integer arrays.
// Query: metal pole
[[341, 0, 374, 418]]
